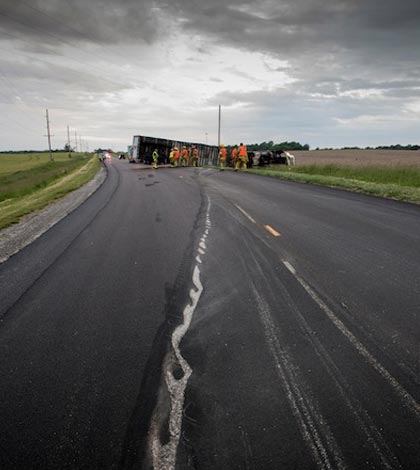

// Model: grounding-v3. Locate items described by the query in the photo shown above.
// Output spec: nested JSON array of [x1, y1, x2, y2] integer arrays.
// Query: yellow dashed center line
[[233, 203, 282, 238], [264, 224, 281, 237]]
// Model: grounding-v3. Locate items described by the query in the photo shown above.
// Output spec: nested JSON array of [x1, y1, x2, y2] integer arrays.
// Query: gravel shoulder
[[0, 167, 107, 264]]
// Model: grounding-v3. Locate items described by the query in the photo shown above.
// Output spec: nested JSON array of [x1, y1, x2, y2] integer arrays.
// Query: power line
[[0, 7, 97, 61], [0, 42, 129, 94], [9, 0, 126, 66], [0, 117, 42, 136], [0, 19, 133, 91], [0, 80, 42, 136], [0, 71, 43, 131], [17, 1, 92, 43]]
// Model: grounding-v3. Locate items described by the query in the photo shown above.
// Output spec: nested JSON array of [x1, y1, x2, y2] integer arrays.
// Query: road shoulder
[[0, 167, 107, 264]]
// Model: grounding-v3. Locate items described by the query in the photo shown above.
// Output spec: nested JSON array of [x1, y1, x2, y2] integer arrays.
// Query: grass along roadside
[[0, 155, 100, 229], [246, 164, 420, 204], [0, 152, 91, 201]]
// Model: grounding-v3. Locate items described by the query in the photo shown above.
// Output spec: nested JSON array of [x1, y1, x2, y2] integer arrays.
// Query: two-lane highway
[[1, 159, 420, 469], [173, 169, 420, 470]]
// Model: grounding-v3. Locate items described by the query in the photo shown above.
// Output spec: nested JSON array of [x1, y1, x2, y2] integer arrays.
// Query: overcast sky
[[1, 0, 419, 151]]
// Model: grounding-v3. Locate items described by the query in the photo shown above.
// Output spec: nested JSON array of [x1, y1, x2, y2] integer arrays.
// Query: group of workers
[[152, 145, 201, 169], [219, 143, 248, 171], [151, 143, 249, 170]]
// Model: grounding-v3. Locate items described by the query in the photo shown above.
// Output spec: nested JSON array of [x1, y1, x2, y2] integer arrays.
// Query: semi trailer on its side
[[131, 135, 219, 166]]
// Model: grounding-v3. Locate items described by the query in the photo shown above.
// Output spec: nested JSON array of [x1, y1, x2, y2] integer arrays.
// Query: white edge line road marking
[[234, 203, 257, 224], [264, 224, 281, 237], [282, 259, 420, 419], [253, 285, 346, 470]]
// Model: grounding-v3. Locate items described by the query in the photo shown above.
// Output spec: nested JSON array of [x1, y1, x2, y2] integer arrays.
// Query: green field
[[282, 164, 420, 187], [0, 152, 100, 228], [247, 164, 420, 204]]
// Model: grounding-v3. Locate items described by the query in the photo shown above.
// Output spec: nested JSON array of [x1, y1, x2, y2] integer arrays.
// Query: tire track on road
[[252, 285, 347, 470], [274, 264, 402, 469], [283, 260, 420, 420], [232, 208, 400, 468]]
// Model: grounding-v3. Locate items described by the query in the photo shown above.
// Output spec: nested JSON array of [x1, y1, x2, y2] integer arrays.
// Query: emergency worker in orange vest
[[235, 142, 248, 171], [172, 147, 180, 167], [190, 146, 199, 167], [231, 145, 238, 167], [219, 144, 227, 170], [181, 146, 189, 167]]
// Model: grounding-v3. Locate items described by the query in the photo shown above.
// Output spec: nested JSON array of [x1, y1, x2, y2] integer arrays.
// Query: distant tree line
[[246, 141, 310, 151], [315, 144, 420, 151], [0, 149, 70, 154], [373, 144, 420, 151]]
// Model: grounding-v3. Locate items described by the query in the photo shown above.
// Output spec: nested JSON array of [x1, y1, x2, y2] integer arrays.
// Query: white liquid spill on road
[[149, 198, 212, 470], [282, 260, 420, 419], [252, 286, 346, 470]]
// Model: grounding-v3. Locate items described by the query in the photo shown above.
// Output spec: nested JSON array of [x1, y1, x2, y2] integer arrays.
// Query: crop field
[[0, 152, 68, 175], [0, 152, 99, 228], [0, 152, 93, 201], [291, 149, 420, 167], [251, 149, 420, 204]]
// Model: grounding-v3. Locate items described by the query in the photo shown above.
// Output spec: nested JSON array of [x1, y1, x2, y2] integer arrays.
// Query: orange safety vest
[[181, 149, 189, 158], [231, 148, 238, 159], [173, 150, 180, 159], [219, 148, 227, 159], [238, 145, 247, 157]]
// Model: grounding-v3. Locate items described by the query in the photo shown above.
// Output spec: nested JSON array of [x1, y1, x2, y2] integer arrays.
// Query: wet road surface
[[1, 160, 420, 469]]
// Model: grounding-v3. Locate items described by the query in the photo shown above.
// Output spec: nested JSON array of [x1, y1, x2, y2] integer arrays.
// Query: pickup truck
[[247, 150, 289, 167]]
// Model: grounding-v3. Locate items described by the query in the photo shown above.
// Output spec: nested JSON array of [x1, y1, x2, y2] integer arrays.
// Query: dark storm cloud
[[2, 0, 419, 73], [162, 0, 420, 80], [1, 0, 420, 150], [0, 0, 159, 45], [0, 56, 127, 96], [161, 0, 420, 48]]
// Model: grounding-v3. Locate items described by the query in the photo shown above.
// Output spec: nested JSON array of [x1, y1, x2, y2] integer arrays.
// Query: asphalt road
[[1, 159, 420, 470]]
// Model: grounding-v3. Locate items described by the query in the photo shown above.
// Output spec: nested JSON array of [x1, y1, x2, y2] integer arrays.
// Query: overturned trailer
[[131, 135, 219, 166]]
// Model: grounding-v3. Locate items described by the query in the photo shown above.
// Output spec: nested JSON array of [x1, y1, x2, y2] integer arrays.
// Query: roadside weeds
[[246, 167, 420, 205]]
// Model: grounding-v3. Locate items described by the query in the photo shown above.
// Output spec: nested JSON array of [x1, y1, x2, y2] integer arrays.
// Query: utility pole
[[74, 131, 78, 152], [67, 125, 71, 158], [79, 135, 83, 153], [217, 104, 221, 148], [45, 109, 54, 161]]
